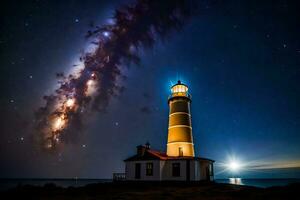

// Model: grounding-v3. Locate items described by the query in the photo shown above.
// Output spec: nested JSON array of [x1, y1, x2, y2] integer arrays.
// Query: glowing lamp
[[170, 80, 189, 97]]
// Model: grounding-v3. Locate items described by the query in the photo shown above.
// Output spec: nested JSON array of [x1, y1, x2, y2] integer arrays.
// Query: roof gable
[[124, 149, 167, 161], [124, 146, 215, 162]]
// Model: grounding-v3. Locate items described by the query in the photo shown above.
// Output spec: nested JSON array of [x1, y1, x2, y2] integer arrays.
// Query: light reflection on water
[[229, 177, 243, 185], [216, 178, 300, 188]]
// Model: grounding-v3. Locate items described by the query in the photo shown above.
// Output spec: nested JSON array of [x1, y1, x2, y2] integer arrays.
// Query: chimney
[[145, 142, 150, 149], [136, 145, 146, 157]]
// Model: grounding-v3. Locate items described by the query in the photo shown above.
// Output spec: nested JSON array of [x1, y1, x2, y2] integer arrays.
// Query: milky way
[[35, 0, 196, 150]]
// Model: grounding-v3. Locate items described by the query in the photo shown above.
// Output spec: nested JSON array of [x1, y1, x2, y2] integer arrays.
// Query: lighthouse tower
[[123, 79, 214, 182], [167, 80, 195, 157]]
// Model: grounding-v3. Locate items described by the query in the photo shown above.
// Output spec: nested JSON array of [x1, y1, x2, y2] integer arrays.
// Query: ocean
[[215, 178, 300, 188], [0, 178, 299, 191]]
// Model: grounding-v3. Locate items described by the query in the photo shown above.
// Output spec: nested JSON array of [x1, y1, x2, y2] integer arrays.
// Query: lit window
[[146, 163, 153, 176], [171, 84, 188, 96]]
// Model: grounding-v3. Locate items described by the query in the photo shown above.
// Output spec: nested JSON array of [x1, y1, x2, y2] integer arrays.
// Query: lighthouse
[[122, 79, 214, 181], [167, 80, 194, 157]]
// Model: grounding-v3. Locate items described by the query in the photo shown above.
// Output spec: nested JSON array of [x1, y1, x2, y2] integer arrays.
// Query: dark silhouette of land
[[2, 181, 299, 199]]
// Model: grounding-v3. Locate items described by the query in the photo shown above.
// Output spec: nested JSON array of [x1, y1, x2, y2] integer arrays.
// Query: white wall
[[161, 160, 207, 181], [199, 160, 214, 181], [190, 160, 200, 181], [125, 160, 161, 181], [161, 160, 187, 181], [125, 159, 214, 181]]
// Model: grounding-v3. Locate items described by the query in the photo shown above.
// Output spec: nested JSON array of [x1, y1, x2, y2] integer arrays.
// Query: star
[[103, 31, 110, 37], [115, 122, 119, 126], [75, 18, 79, 23], [82, 144, 86, 148], [10, 99, 14, 103], [283, 43, 287, 48], [29, 75, 33, 79], [20, 137, 24, 141]]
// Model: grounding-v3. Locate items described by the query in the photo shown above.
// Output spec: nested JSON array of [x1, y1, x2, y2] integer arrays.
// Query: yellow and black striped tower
[[167, 80, 195, 157]]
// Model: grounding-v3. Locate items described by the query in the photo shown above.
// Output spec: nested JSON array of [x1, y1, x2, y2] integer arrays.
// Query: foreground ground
[[2, 181, 299, 200]]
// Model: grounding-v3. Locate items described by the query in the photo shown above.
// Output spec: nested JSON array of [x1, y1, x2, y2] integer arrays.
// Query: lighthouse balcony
[[113, 173, 126, 181], [168, 92, 191, 100]]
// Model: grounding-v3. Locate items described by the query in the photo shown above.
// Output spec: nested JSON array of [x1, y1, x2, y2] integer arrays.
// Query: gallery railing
[[113, 173, 126, 181]]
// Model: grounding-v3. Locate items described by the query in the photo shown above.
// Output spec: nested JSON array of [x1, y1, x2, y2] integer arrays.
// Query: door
[[206, 166, 210, 181], [135, 163, 141, 179]]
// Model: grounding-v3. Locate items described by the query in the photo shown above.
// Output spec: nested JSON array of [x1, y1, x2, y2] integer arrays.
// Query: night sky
[[1, 0, 300, 179]]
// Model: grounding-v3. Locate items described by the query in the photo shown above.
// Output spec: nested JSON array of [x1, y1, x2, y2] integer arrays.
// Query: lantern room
[[170, 80, 190, 98]]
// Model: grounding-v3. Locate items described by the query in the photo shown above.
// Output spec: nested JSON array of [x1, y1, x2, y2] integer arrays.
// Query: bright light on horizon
[[228, 161, 241, 172], [216, 155, 300, 178]]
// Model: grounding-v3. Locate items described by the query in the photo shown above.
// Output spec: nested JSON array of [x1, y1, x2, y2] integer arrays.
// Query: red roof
[[124, 148, 214, 162]]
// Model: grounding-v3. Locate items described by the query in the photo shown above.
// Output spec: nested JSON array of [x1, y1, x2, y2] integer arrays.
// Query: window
[[135, 163, 141, 179], [172, 163, 180, 177], [179, 147, 183, 156], [146, 163, 153, 176]]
